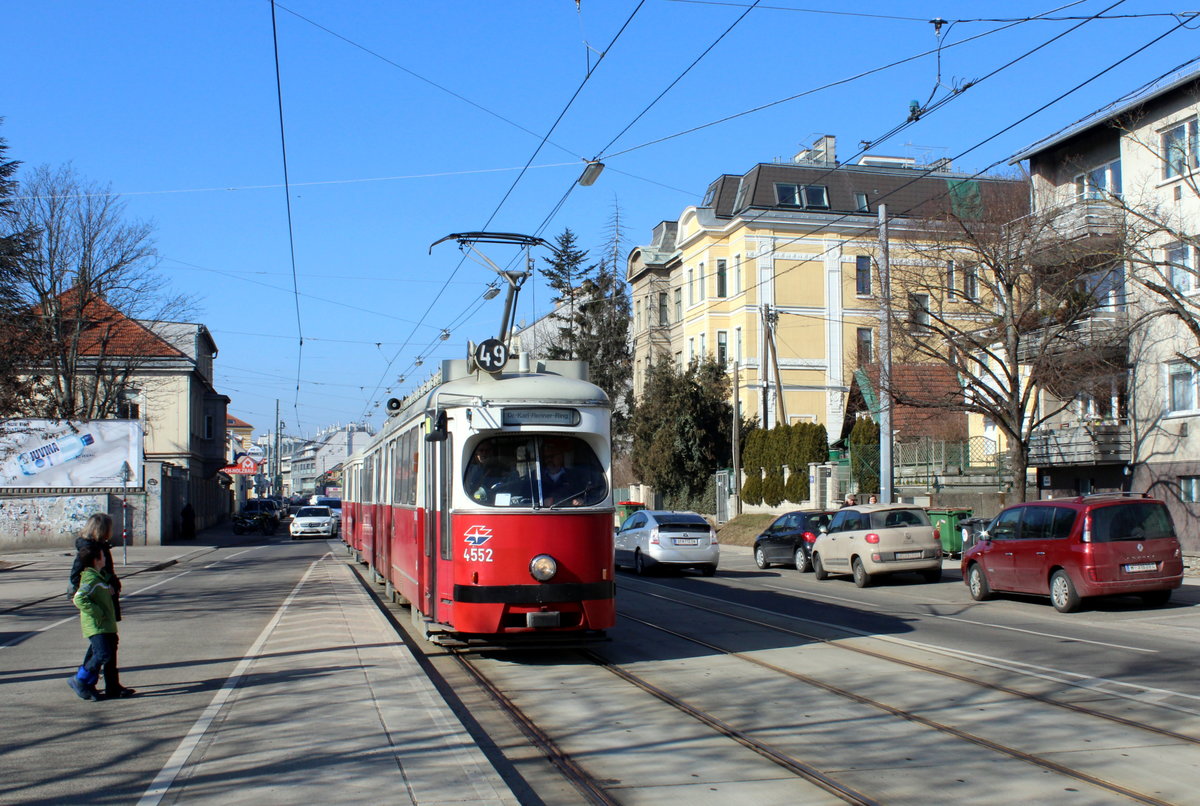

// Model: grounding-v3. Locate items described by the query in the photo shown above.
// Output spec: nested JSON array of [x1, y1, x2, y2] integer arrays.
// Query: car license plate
[[896, 551, 922, 560], [674, 538, 698, 546], [1124, 563, 1157, 573]]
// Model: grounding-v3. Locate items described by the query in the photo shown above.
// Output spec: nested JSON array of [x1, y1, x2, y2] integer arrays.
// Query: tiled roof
[[849, 364, 968, 441], [34, 290, 185, 358], [226, 414, 254, 429]]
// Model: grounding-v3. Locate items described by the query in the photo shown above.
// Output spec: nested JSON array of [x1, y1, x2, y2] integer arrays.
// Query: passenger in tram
[[540, 438, 591, 507]]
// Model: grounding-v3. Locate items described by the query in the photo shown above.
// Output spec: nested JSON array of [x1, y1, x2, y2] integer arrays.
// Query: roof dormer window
[[775, 183, 829, 209]]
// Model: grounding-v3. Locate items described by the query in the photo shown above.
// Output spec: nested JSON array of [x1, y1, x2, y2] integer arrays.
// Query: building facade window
[[909, 293, 931, 328], [635, 298, 642, 332], [1168, 362, 1196, 413], [117, 389, 141, 420], [1074, 159, 1122, 200], [734, 255, 742, 294], [1168, 243, 1196, 293], [856, 327, 873, 365], [716, 259, 727, 298], [699, 332, 706, 357], [735, 327, 742, 363], [856, 255, 872, 296], [687, 269, 694, 305], [964, 264, 978, 300], [854, 191, 869, 212], [775, 183, 829, 209], [716, 330, 728, 364], [688, 337, 695, 363], [1162, 118, 1198, 179], [674, 288, 682, 320], [658, 292, 669, 326], [1181, 476, 1200, 503], [204, 415, 214, 440], [698, 263, 706, 301]]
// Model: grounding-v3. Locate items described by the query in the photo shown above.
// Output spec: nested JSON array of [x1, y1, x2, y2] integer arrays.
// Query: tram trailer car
[[341, 454, 365, 559], [344, 356, 615, 642]]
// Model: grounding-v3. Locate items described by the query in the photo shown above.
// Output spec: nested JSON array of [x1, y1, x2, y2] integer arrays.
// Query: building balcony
[[1028, 419, 1130, 466], [1018, 201, 1124, 266], [1015, 310, 1127, 363]]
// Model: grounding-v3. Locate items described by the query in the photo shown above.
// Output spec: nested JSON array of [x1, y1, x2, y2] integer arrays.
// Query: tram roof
[[433, 359, 609, 408]]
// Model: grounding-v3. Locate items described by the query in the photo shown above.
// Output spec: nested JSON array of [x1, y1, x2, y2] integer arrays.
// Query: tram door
[[422, 429, 452, 624]]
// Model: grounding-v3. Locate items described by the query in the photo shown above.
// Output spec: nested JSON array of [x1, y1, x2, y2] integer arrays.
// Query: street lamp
[[119, 462, 131, 566], [578, 160, 605, 186]]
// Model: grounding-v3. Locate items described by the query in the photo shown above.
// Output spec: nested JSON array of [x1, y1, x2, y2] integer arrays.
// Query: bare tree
[[886, 177, 1128, 500], [9, 164, 191, 420]]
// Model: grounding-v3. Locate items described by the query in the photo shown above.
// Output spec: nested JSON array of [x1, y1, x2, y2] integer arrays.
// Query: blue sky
[[3, 1, 1196, 440]]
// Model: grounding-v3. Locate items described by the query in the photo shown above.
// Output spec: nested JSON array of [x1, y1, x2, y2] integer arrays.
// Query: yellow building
[[628, 135, 1021, 438]]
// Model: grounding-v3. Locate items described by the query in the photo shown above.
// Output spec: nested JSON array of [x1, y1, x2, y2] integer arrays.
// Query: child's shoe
[[68, 676, 99, 701]]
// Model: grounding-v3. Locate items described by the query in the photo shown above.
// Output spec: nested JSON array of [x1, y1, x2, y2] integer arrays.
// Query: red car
[[962, 494, 1183, 612]]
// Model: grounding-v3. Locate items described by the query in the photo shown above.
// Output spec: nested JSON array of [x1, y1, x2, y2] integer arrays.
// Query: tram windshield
[[463, 435, 607, 508]]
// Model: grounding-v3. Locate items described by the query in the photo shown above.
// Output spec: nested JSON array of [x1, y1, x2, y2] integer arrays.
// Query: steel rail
[[615, 606, 1177, 806]]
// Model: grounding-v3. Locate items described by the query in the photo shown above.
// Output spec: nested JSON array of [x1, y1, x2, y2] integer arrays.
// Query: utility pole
[[732, 361, 742, 517], [274, 399, 282, 498], [878, 205, 894, 504]]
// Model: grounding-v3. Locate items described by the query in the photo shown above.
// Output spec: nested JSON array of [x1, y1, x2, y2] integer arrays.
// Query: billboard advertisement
[[0, 419, 143, 489]]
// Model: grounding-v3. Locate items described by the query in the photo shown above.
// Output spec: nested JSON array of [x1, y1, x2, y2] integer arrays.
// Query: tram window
[[463, 435, 607, 508]]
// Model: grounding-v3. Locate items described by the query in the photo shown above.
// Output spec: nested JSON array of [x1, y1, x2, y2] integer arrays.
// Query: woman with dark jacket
[[67, 513, 132, 696]]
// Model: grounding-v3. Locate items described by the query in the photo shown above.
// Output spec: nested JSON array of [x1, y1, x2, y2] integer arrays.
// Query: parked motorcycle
[[232, 512, 276, 536]]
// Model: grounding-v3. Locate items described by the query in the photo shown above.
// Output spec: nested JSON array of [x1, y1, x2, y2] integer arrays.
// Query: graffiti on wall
[[0, 495, 108, 547]]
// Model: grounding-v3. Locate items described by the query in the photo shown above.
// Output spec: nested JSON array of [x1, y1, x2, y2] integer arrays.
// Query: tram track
[[620, 582, 1200, 744], [602, 608, 1176, 806], [349, 550, 1195, 804]]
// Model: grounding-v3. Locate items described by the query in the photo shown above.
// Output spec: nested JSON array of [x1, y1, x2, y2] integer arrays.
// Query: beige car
[[811, 504, 942, 587]]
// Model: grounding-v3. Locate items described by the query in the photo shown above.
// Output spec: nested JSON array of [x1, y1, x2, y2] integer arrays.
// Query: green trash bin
[[927, 509, 973, 555], [616, 501, 646, 526]]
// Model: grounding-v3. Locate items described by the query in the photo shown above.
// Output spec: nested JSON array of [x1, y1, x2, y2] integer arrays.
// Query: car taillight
[[711, 530, 719, 544], [934, 527, 941, 543], [649, 529, 660, 545], [865, 533, 880, 544], [1082, 513, 1092, 543], [803, 531, 818, 543]]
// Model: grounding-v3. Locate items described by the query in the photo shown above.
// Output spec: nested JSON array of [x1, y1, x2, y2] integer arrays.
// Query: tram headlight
[[529, 554, 558, 582]]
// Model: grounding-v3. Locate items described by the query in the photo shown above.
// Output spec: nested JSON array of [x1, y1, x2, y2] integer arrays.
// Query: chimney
[[794, 134, 836, 165]]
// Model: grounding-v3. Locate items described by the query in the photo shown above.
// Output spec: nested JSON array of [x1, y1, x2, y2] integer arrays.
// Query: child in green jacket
[[69, 545, 134, 701]]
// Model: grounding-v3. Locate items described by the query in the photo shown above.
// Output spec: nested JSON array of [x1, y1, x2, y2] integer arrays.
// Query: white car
[[290, 506, 338, 539], [615, 510, 718, 576]]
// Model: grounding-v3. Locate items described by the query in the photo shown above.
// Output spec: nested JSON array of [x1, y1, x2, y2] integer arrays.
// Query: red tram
[[342, 355, 615, 643]]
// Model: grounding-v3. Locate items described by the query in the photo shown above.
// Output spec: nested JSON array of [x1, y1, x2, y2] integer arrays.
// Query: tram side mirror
[[425, 410, 448, 442]]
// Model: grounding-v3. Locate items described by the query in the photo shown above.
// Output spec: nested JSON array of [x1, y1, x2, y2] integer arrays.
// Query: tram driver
[[464, 441, 513, 504]]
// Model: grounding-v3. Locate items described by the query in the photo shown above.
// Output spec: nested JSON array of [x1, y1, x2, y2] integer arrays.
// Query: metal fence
[[849, 437, 1004, 490]]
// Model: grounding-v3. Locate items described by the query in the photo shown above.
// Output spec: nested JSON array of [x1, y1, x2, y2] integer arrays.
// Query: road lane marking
[[0, 568, 194, 650], [622, 579, 1200, 715], [137, 553, 329, 806], [763, 582, 1154, 653]]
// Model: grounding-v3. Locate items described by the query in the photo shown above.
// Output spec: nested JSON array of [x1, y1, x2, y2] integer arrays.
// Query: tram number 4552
[[463, 547, 494, 562]]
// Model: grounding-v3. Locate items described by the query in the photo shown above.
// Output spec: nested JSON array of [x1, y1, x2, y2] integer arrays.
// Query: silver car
[[811, 504, 942, 587], [615, 510, 719, 576]]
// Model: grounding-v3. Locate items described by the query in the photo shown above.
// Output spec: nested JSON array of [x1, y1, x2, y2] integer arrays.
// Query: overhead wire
[[650, 8, 1194, 345], [269, 0, 307, 433], [358, 0, 1115, 414], [356, 0, 651, 419]]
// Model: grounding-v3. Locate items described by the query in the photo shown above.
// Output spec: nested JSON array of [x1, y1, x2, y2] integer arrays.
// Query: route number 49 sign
[[474, 339, 509, 372]]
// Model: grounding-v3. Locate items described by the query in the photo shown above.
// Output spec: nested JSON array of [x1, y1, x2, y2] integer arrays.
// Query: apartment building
[[1012, 67, 1200, 548], [627, 135, 1022, 439]]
